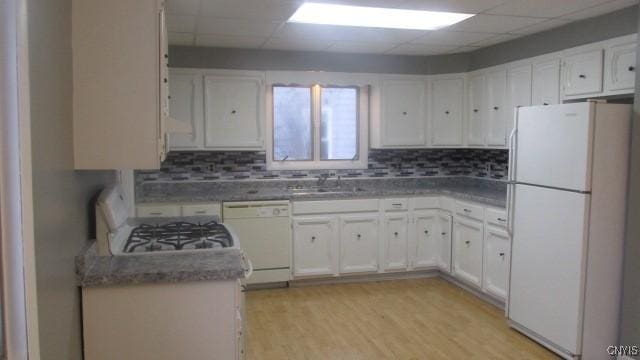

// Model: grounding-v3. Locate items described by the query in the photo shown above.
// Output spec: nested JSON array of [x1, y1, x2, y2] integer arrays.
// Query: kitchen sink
[[286, 185, 368, 194]]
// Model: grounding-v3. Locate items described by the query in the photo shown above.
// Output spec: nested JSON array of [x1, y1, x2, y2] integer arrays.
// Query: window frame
[[271, 84, 314, 162], [319, 85, 360, 161], [266, 82, 369, 171]]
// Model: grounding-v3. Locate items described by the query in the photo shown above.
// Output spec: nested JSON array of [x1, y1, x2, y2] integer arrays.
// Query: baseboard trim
[[289, 270, 439, 287], [439, 273, 505, 309]]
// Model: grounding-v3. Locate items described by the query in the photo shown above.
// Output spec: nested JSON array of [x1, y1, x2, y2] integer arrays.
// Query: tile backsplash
[[135, 149, 508, 182]]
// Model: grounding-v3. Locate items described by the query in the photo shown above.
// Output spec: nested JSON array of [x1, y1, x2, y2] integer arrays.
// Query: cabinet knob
[[441, 232, 447, 236], [357, 234, 361, 239], [163, 78, 168, 83], [578, 74, 586, 79], [629, 66, 636, 72], [543, 102, 549, 106], [465, 240, 471, 245], [311, 236, 316, 242], [499, 252, 505, 257], [164, 53, 169, 59], [424, 230, 429, 234], [402, 111, 408, 115], [493, 106, 499, 110], [497, 217, 506, 222], [473, 109, 479, 113], [394, 232, 398, 237], [445, 110, 450, 115], [231, 110, 237, 114], [463, 208, 471, 213]]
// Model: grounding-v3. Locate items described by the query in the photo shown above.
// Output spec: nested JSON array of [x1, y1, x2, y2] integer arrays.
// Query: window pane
[[320, 87, 358, 160], [273, 86, 312, 161]]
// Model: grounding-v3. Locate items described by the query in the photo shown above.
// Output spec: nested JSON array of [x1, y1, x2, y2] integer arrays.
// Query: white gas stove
[[95, 186, 240, 256]]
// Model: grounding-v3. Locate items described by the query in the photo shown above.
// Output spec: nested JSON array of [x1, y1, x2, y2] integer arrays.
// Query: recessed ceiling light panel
[[288, 2, 475, 31]]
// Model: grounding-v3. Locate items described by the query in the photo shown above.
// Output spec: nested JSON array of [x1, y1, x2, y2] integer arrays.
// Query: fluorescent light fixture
[[288, 2, 475, 31]]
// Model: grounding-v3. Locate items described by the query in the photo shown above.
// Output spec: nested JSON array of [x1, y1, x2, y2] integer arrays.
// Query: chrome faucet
[[317, 174, 330, 186]]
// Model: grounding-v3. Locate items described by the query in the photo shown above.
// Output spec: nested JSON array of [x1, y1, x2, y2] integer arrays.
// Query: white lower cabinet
[[483, 226, 510, 300], [340, 215, 379, 274], [292, 217, 338, 277], [452, 216, 484, 287], [437, 212, 453, 273], [411, 210, 439, 269], [383, 213, 409, 271]]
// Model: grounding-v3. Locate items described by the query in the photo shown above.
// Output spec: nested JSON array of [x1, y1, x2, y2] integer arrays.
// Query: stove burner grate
[[123, 221, 233, 253]]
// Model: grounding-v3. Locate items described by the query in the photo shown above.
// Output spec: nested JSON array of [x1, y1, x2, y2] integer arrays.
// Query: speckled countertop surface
[[136, 176, 507, 208], [77, 244, 245, 287]]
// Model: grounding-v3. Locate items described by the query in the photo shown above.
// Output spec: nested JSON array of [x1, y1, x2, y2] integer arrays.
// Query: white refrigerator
[[506, 102, 631, 360]]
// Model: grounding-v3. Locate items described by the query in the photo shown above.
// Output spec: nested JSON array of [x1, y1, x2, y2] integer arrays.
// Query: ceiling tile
[[197, 17, 281, 37], [168, 32, 196, 46], [166, 0, 201, 15], [195, 34, 268, 48], [509, 18, 572, 35], [401, 0, 509, 13], [262, 37, 334, 52], [385, 44, 460, 56], [486, 0, 611, 18], [470, 33, 520, 47], [200, 0, 301, 21], [447, 14, 547, 33], [326, 41, 398, 54], [410, 30, 498, 46], [166, 15, 197, 33], [561, 0, 639, 20], [272, 22, 423, 43]]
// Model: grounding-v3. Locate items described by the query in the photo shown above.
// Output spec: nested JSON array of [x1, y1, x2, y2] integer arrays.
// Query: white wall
[[26, 0, 117, 358]]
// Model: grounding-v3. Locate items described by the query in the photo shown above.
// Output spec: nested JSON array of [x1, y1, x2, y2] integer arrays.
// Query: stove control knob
[[273, 208, 280, 216]]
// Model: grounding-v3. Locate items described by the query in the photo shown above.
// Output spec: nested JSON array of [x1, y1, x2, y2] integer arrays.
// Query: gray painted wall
[[27, 0, 117, 359], [620, 5, 640, 357], [469, 6, 638, 70], [169, 6, 637, 75], [169, 46, 470, 74]]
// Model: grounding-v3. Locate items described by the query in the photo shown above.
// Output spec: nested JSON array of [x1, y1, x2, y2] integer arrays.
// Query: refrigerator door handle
[[507, 107, 519, 237]]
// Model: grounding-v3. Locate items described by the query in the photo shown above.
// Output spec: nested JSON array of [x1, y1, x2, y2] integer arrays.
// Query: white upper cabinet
[[72, 0, 168, 169], [485, 70, 508, 147], [430, 78, 464, 146], [412, 210, 439, 269], [532, 59, 561, 106], [483, 226, 510, 300], [340, 215, 379, 274], [168, 73, 204, 149], [466, 74, 485, 146], [204, 75, 264, 150], [383, 214, 409, 271], [379, 79, 428, 147], [452, 216, 484, 287], [506, 65, 532, 138], [292, 217, 338, 277], [562, 49, 604, 97], [605, 41, 637, 93]]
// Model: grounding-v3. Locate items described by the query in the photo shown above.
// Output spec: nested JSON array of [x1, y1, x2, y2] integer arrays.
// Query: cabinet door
[[168, 73, 204, 149], [483, 226, 510, 300], [437, 212, 452, 273], [485, 70, 508, 147], [383, 214, 409, 270], [562, 50, 604, 96], [340, 215, 379, 274], [532, 59, 560, 106], [467, 74, 485, 146], [605, 41, 637, 92], [431, 78, 464, 146], [293, 217, 337, 277], [204, 76, 264, 149], [381, 80, 427, 146], [506, 65, 532, 139], [452, 216, 484, 287], [412, 210, 439, 269]]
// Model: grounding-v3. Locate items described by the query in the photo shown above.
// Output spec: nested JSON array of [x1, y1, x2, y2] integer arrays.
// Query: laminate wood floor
[[245, 278, 559, 360]]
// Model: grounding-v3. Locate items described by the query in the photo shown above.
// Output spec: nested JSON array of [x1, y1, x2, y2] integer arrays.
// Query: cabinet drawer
[[412, 197, 440, 210], [485, 208, 507, 228], [182, 203, 221, 217], [382, 198, 409, 211], [136, 204, 180, 217], [455, 201, 484, 221], [292, 199, 379, 215]]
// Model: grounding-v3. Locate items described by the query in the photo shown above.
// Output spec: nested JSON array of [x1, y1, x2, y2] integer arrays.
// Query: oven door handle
[[241, 252, 254, 279]]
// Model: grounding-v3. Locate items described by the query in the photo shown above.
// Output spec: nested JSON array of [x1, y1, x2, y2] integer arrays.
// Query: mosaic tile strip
[[135, 149, 508, 183]]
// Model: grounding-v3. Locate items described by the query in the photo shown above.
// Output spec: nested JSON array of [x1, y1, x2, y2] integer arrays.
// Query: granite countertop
[[136, 176, 507, 208], [76, 243, 246, 287]]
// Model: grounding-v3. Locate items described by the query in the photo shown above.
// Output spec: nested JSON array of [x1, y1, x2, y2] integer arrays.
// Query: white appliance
[[223, 201, 291, 285], [507, 102, 631, 359]]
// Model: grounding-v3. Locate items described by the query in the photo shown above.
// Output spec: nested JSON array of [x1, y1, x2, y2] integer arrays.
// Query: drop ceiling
[[166, 0, 639, 55]]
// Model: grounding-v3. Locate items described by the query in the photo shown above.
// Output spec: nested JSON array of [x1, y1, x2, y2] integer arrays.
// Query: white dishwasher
[[223, 201, 291, 285]]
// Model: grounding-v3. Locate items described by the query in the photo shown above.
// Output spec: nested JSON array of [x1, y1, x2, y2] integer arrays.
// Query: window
[[268, 84, 368, 170]]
